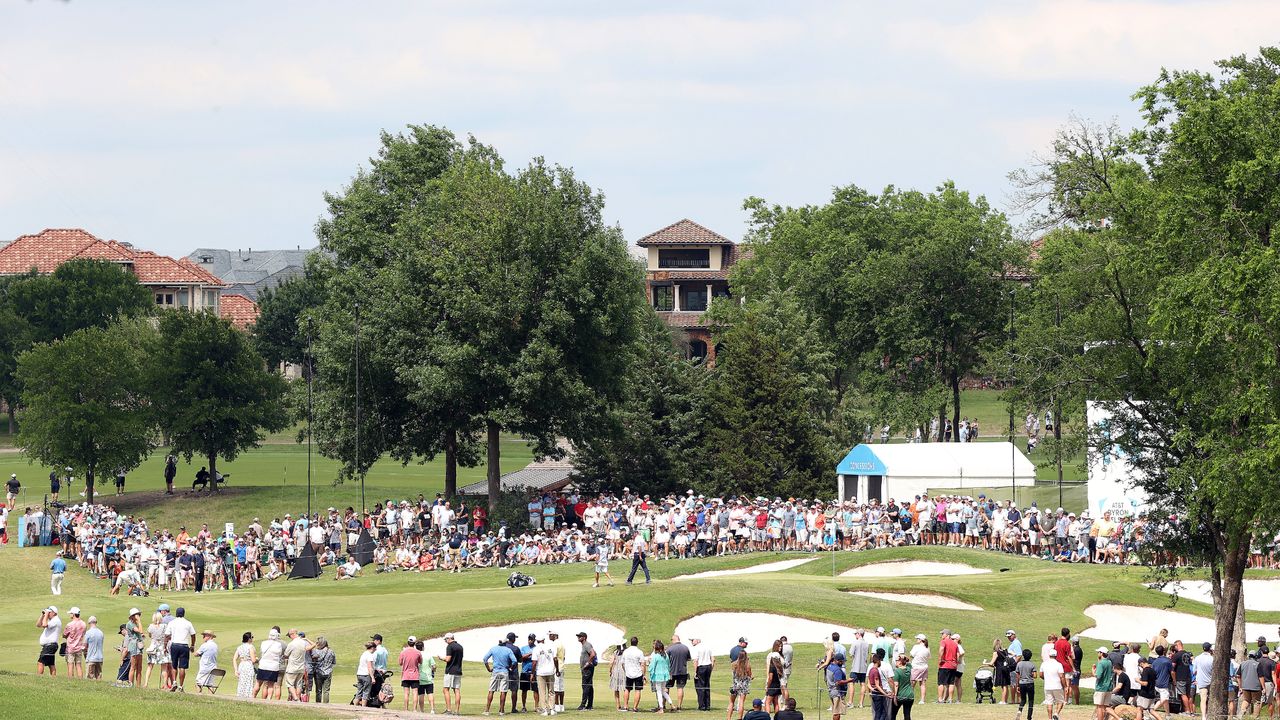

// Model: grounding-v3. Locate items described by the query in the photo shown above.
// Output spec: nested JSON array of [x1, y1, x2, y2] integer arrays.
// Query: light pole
[[1009, 287, 1016, 504], [305, 318, 314, 521], [354, 302, 363, 514]]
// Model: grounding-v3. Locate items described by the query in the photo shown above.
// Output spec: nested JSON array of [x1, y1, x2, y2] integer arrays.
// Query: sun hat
[[202, 630, 216, 638], [128, 607, 140, 616]]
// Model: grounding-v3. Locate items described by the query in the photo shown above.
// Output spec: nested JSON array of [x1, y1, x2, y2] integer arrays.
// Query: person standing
[[625, 533, 651, 585], [577, 632, 598, 711], [442, 631, 465, 715], [195, 630, 219, 693], [234, 632, 257, 697], [535, 636, 559, 716], [827, 654, 851, 720], [1094, 646, 1117, 720], [126, 607, 145, 688], [591, 537, 615, 587], [164, 454, 177, 495], [165, 607, 197, 692], [282, 628, 311, 701], [50, 550, 66, 595], [356, 640, 377, 706], [6, 472, 19, 510], [63, 606, 87, 679], [399, 635, 423, 711], [936, 630, 959, 704], [85, 616, 104, 681], [649, 640, 673, 714], [311, 637, 336, 704], [765, 640, 785, 713], [520, 633, 540, 712], [848, 630, 870, 709], [550, 630, 567, 713], [36, 606, 61, 676], [890, 654, 915, 720], [623, 637, 646, 712], [1014, 649, 1037, 720], [868, 649, 891, 720], [255, 627, 285, 700], [1136, 655, 1160, 720], [1151, 645, 1172, 718], [667, 635, 691, 711], [1193, 643, 1214, 720], [484, 636, 517, 715], [1042, 648, 1066, 720], [727, 649, 753, 720], [417, 639, 437, 713], [780, 635, 795, 703], [694, 637, 714, 711]]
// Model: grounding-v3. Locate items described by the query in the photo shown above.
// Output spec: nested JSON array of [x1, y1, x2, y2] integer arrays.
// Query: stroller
[[973, 665, 995, 704]]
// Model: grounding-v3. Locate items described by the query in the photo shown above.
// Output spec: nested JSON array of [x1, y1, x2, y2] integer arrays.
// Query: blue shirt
[[1153, 656, 1172, 688], [50, 557, 67, 573], [827, 665, 847, 698], [1008, 639, 1023, 657], [485, 644, 518, 672], [85, 627, 105, 663], [374, 645, 389, 671], [521, 644, 536, 673]]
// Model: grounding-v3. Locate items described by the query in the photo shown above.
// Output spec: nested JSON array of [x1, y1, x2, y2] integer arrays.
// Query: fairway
[[3, 537, 1276, 719]]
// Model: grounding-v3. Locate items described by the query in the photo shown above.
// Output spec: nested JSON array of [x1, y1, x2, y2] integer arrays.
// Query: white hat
[[408, 635, 417, 643], [46, 606, 58, 614], [70, 606, 80, 616], [1048, 648, 1057, 657], [128, 607, 140, 616], [915, 634, 927, 640]]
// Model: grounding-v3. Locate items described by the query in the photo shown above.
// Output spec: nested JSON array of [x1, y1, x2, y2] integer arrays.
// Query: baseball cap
[[529, 633, 537, 639], [739, 637, 748, 644], [1005, 630, 1016, 636], [577, 631, 587, 638], [408, 635, 417, 643], [833, 653, 846, 662], [876, 626, 885, 633], [1096, 646, 1109, 654], [371, 634, 383, 641], [915, 633, 927, 640], [87, 616, 97, 624], [891, 628, 901, 635], [46, 605, 58, 614], [1202, 642, 1212, 651], [444, 632, 455, 640], [752, 700, 763, 708]]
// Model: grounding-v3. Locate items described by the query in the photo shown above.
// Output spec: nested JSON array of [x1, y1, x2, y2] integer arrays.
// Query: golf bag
[[507, 571, 536, 588], [368, 671, 393, 708]]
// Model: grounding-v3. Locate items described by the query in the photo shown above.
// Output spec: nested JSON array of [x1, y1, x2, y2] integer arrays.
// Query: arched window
[[688, 340, 708, 360]]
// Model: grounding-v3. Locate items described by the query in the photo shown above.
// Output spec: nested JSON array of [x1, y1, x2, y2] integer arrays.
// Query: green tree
[[702, 291, 837, 498], [151, 310, 289, 490], [1013, 48, 1280, 716], [252, 266, 328, 374], [16, 321, 156, 506], [572, 312, 711, 495]]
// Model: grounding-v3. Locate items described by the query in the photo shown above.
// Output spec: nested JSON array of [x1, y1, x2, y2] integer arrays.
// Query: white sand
[[840, 560, 991, 578], [673, 557, 817, 581], [1151, 579, 1280, 612], [422, 618, 624, 664], [846, 590, 982, 611], [674, 612, 859, 655], [1082, 604, 1274, 644]]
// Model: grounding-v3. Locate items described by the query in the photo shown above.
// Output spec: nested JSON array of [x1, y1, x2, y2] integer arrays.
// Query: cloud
[[890, 0, 1280, 83]]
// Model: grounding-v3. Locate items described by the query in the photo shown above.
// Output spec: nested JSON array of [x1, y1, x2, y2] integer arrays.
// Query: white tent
[[835, 442, 1036, 502]]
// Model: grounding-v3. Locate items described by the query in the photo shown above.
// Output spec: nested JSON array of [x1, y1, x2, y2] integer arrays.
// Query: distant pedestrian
[[50, 550, 66, 595], [234, 631, 257, 697], [625, 534, 651, 585], [649, 640, 672, 713], [63, 606, 87, 679], [165, 606, 197, 692], [727, 647, 753, 720], [85, 616, 104, 680], [311, 637, 336, 704], [441, 631, 464, 714]]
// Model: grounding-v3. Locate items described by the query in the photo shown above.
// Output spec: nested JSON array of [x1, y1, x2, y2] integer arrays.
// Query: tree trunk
[[444, 429, 458, 500], [1209, 541, 1249, 720], [951, 373, 962, 443], [486, 420, 501, 515], [86, 463, 95, 507], [6, 404, 15, 434], [208, 452, 218, 494], [1233, 586, 1247, 658], [937, 404, 946, 442]]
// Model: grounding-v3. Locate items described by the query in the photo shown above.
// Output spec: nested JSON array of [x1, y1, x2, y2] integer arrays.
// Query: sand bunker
[[840, 561, 991, 578], [1152, 579, 1280, 612], [674, 613, 859, 654], [1083, 604, 1273, 644], [846, 590, 982, 611], [673, 557, 817, 581], [422, 619, 624, 664]]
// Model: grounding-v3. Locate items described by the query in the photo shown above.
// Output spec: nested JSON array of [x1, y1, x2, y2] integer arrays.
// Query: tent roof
[[836, 442, 1035, 479]]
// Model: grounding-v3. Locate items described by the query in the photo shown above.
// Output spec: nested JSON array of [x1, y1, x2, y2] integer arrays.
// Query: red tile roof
[[0, 228, 223, 287], [219, 293, 259, 330], [637, 219, 732, 246]]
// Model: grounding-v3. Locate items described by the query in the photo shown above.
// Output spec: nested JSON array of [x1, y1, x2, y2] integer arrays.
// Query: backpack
[[507, 571, 535, 588]]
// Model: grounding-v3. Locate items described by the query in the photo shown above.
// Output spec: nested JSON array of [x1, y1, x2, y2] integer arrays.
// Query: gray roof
[[459, 459, 577, 496], [186, 247, 311, 301]]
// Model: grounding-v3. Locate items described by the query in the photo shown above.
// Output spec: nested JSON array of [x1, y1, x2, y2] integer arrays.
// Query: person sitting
[[335, 558, 362, 580]]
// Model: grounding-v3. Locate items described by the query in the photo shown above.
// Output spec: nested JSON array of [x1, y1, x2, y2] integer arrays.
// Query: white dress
[[235, 642, 255, 697]]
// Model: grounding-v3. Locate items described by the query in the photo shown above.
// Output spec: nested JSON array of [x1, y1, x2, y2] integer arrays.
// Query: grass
[[3, 533, 1275, 720], [0, 435, 534, 532]]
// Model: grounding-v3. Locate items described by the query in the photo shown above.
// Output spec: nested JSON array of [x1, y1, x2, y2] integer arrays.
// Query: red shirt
[[939, 638, 959, 669], [1054, 638, 1074, 672]]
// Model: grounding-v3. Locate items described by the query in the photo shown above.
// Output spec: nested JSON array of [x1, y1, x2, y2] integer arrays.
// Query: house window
[[653, 285, 674, 312], [683, 288, 708, 312], [712, 285, 731, 300], [205, 290, 219, 308], [688, 340, 708, 360], [154, 293, 174, 306], [658, 248, 710, 269]]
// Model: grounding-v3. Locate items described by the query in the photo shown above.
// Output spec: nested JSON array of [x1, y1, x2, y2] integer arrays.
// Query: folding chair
[[199, 668, 227, 694]]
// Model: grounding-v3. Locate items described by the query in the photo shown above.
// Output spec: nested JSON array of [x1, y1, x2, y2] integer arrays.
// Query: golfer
[[50, 550, 67, 596]]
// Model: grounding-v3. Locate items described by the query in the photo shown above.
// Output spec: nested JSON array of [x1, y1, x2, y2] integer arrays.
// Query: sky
[[3, 1, 1279, 257]]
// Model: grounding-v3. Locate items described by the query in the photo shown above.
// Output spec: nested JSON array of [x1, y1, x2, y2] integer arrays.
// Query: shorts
[[831, 697, 847, 714], [1175, 680, 1189, 696], [1242, 689, 1261, 705], [910, 668, 926, 683], [38, 643, 57, 666], [170, 643, 190, 669], [1046, 689, 1065, 705], [1137, 696, 1155, 708], [937, 668, 956, 686], [626, 676, 644, 691], [1264, 682, 1275, 704], [443, 673, 462, 689], [256, 668, 280, 683], [402, 679, 419, 689], [668, 674, 689, 689], [273, 550, 286, 560], [489, 672, 509, 692], [355, 675, 373, 700], [851, 672, 867, 683], [1069, 671, 1081, 687], [284, 671, 304, 689], [419, 683, 434, 695], [1093, 691, 1111, 706], [68, 650, 85, 664], [594, 562, 609, 573], [87, 661, 102, 678], [554, 673, 565, 692], [767, 683, 782, 697], [1157, 688, 1170, 701], [520, 671, 537, 691]]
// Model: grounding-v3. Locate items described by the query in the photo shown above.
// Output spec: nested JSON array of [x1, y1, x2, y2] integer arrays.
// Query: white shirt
[[535, 645, 557, 676], [39, 616, 62, 646], [358, 649, 376, 677], [197, 640, 219, 673], [622, 645, 646, 678], [1042, 658, 1065, 690], [259, 639, 285, 671], [166, 617, 196, 645], [910, 644, 931, 670], [695, 643, 714, 667]]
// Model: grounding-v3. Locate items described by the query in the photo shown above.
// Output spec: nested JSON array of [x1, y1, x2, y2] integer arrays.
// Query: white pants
[[51, 572, 64, 595]]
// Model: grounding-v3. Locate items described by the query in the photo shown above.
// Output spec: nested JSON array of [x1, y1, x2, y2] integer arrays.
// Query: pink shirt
[[399, 647, 423, 681], [64, 618, 87, 654]]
